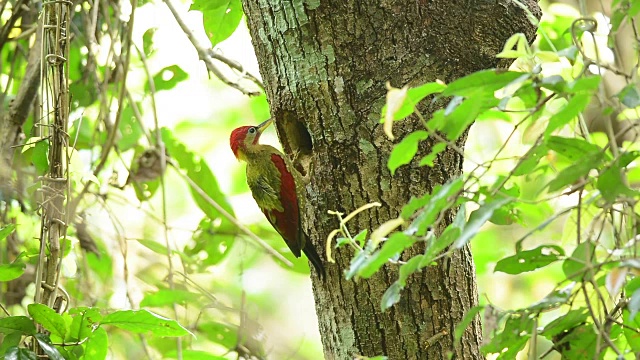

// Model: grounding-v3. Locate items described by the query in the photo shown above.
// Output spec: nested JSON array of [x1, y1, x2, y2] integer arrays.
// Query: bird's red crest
[[230, 126, 251, 158]]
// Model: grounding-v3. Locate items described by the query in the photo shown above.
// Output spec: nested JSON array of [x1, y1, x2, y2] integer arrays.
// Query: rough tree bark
[[241, 1, 540, 359], [0, 23, 41, 199]]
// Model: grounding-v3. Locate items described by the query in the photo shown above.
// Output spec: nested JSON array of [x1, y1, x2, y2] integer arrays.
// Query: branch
[[163, 0, 263, 96], [0, 21, 41, 187], [209, 50, 264, 91], [0, 0, 26, 50], [8, 22, 41, 127]]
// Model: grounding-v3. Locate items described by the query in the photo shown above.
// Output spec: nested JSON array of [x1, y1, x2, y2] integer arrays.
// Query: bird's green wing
[[247, 173, 285, 212]]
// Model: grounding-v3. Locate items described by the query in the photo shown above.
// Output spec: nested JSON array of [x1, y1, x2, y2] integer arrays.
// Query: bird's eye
[[248, 127, 256, 134]]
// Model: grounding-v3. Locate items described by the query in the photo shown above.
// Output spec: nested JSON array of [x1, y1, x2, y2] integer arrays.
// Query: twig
[[0, 302, 10, 316], [0, 0, 26, 49], [92, 2, 136, 177], [141, 24, 184, 360], [7, 24, 41, 127], [209, 50, 265, 91], [67, 1, 133, 220], [163, 0, 262, 96]]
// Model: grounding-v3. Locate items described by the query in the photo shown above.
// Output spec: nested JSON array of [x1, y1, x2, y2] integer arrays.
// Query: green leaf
[[356, 233, 414, 279], [142, 28, 156, 57], [380, 281, 403, 311], [34, 333, 64, 360], [488, 205, 518, 225], [101, 309, 191, 337], [388, 131, 429, 175], [402, 193, 431, 220], [624, 308, 640, 353], [69, 307, 103, 342], [162, 128, 234, 221], [4, 347, 37, 360], [626, 276, 640, 293], [494, 245, 564, 274], [140, 289, 203, 307], [0, 261, 25, 281], [380, 82, 446, 121], [69, 81, 98, 107], [548, 325, 600, 359], [87, 248, 113, 282], [510, 82, 539, 109], [397, 255, 424, 286], [191, 0, 244, 47], [0, 316, 36, 335], [137, 239, 168, 255], [424, 225, 460, 264], [0, 224, 16, 240], [562, 242, 596, 281], [482, 313, 533, 357], [28, 304, 67, 339], [0, 332, 22, 355], [442, 70, 528, 98], [597, 153, 640, 202], [547, 136, 604, 161], [527, 285, 573, 312], [81, 326, 107, 360], [419, 142, 447, 167], [353, 229, 368, 248], [539, 75, 566, 93], [541, 308, 588, 339], [335, 237, 350, 247], [345, 249, 368, 280], [454, 306, 483, 343], [198, 321, 237, 349], [397, 215, 464, 286], [32, 140, 49, 175], [441, 96, 500, 141], [568, 76, 601, 93], [148, 65, 188, 92], [117, 105, 144, 151], [496, 33, 530, 59], [546, 157, 600, 192], [544, 93, 591, 137], [476, 109, 513, 123], [617, 84, 640, 108], [453, 198, 511, 248], [426, 109, 445, 132], [407, 177, 464, 236], [452, 204, 467, 228], [188, 217, 235, 266], [513, 144, 548, 176], [631, 0, 640, 17]]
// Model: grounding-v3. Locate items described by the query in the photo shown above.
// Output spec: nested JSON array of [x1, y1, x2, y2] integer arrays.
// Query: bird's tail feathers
[[303, 240, 326, 279]]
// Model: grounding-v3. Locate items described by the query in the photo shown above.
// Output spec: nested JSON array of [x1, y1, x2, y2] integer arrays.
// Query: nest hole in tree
[[280, 112, 313, 176]]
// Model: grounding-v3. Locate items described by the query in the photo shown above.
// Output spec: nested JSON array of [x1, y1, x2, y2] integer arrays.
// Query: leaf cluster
[[0, 1, 283, 359], [332, 2, 640, 358]]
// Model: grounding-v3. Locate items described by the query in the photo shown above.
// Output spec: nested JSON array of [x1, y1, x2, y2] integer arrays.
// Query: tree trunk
[[241, 1, 540, 358]]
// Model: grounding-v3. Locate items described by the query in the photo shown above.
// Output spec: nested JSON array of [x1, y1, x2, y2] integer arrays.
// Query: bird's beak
[[256, 118, 273, 133]]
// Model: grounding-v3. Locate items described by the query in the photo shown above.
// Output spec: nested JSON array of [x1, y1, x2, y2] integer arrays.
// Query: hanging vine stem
[[33, 0, 72, 325]]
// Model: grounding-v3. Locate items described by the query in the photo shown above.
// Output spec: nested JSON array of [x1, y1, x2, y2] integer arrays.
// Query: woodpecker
[[230, 119, 325, 277]]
